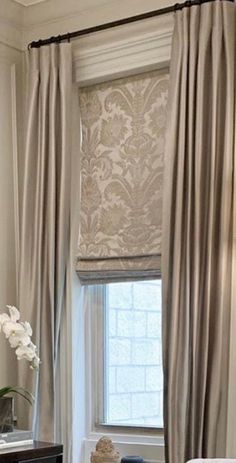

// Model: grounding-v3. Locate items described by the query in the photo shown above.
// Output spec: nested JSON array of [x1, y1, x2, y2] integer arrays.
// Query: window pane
[[104, 280, 163, 427]]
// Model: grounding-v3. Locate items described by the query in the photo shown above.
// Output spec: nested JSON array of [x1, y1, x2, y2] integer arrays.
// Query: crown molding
[[74, 29, 172, 86], [22, 0, 124, 32], [0, 0, 23, 51], [72, 14, 173, 85], [22, 0, 173, 48]]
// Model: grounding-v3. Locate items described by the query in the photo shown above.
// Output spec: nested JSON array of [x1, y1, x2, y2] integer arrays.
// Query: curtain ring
[[49, 36, 56, 45], [174, 3, 181, 10]]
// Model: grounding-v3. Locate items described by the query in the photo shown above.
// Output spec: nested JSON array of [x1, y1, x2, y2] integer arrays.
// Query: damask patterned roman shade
[[76, 69, 169, 283]]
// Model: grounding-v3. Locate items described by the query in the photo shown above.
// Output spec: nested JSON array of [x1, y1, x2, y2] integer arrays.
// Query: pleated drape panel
[[162, 2, 235, 463], [18, 43, 76, 441], [77, 71, 169, 284]]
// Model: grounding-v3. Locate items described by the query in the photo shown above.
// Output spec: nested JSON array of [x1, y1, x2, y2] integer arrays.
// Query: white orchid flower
[[16, 344, 36, 362], [9, 331, 32, 348], [6, 305, 20, 322], [22, 321, 33, 337], [3, 319, 33, 348], [0, 313, 10, 332], [2, 320, 25, 339], [0, 306, 20, 332], [0, 305, 40, 370], [30, 354, 40, 370]]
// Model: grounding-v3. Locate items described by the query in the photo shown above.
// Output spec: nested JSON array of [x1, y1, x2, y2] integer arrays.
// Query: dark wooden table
[[0, 441, 63, 463]]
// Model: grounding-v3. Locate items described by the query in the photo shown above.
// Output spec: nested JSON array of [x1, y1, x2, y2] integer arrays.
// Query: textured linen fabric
[[77, 71, 168, 283], [18, 43, 80, 451], [162, 2, 235, 463]]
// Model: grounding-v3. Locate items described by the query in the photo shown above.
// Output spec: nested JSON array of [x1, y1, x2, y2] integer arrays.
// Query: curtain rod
[[28, 0, 234, 49]]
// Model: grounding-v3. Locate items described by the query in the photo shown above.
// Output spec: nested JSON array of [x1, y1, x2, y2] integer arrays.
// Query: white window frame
[[86, 283, 163, 432], [84, 283, 164, 463], [73, 13, 173, 463]]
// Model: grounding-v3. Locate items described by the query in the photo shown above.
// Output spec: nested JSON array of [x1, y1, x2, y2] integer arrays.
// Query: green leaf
[[0, 386, 34, 405]]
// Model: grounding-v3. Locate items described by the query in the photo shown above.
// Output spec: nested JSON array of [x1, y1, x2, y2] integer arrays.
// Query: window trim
[[85, 283, 163, 437], [70, 14, 172, 462], [84, 283, 164, 463], [83, 431, 164, 463]]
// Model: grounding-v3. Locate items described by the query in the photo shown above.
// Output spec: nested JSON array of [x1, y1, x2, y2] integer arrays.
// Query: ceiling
[[12, 0, 49, 6]]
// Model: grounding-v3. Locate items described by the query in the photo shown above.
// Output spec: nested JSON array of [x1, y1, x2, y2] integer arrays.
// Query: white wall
[[0, 1, 23, 388]]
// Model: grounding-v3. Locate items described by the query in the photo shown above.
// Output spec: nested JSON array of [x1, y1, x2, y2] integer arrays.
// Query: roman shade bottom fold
[[76, 254, 161, 284]]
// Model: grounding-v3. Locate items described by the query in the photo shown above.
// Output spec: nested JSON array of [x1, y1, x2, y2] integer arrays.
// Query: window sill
[[83, 431, 164, 463], [97, 423, 162, 433]]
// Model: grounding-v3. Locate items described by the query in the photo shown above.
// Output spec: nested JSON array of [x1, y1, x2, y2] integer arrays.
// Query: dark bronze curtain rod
[[29, 0, 234, 49]]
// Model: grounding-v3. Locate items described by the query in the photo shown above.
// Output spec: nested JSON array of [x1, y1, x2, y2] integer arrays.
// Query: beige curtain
[[18, 43, 79, 443], [162, 2, 235, 463]]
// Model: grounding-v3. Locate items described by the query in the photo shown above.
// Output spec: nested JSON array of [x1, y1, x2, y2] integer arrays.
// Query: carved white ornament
[[91, 437, 120, 463]]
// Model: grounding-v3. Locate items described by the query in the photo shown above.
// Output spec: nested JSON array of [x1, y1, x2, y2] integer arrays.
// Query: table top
[[0, 440, 63, 458]]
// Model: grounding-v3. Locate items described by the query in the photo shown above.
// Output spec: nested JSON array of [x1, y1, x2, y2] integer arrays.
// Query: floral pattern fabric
[[77, 69, 169, 283]]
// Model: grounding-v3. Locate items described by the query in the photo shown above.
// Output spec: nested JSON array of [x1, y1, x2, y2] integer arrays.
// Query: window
[[87, 279, 163, 432], [104, 280, 163, 428], [80, 70, 167, 453]]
